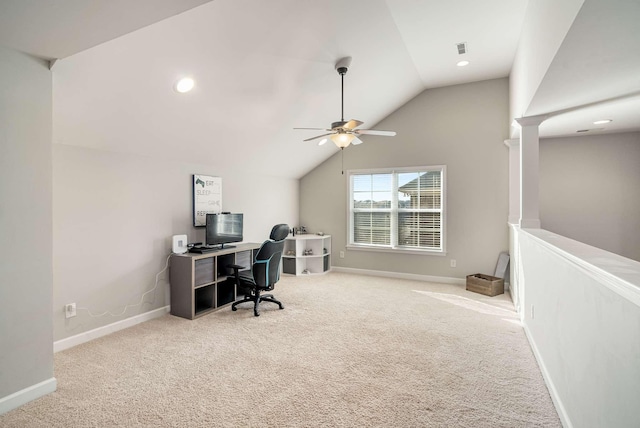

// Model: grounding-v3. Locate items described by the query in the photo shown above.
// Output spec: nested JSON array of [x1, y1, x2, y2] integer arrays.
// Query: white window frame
[[346, 165, 447, 256]]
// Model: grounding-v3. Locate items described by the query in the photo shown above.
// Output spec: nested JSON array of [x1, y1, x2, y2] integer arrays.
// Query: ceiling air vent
[[456, 42, 467, 55]]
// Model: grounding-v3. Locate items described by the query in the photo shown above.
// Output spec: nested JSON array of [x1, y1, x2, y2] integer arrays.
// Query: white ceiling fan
[[294, 57, 396, 149]]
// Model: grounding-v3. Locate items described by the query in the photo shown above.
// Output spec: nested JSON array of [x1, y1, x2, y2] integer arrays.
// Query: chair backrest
[[252, 224, 289, 289]]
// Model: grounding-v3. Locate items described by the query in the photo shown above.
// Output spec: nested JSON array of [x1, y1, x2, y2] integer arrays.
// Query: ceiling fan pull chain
[[341, 148, 344, 175]]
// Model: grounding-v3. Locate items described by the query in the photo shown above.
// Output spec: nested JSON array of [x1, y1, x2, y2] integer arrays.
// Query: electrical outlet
[[450, 259, 456, 268], [65, 303, 76, 319], [339, 250, 345, 258]]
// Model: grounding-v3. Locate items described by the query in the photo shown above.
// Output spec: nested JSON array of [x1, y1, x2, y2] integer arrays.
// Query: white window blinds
[[352, 173, 392, 245], [349, 167, 445, 253]]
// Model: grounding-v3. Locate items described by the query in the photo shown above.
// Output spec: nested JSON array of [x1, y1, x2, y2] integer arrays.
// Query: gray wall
[[0, 47, 55, 403], [300, 78, 510, 279], [53, 144, 299, 341], [540, 132, 640, 261]]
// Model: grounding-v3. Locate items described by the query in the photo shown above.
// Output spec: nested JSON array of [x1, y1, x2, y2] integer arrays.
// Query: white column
[[515, 115, 546, 229], [504, 139, 520, 225]]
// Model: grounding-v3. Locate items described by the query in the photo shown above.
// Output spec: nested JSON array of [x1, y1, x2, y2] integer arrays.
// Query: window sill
[[346, 244, 446, 257]]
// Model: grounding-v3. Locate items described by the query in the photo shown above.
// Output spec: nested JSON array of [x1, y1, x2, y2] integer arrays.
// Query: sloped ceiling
[[1, 0, 638, 179], [530, 0, 640, 138], [0, 0, 214, 60]]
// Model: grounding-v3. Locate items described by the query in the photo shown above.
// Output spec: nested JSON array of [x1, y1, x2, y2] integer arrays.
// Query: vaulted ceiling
[[1, 0, 638, 179]]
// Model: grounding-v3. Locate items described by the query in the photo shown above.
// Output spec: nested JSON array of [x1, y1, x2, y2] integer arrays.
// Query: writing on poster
[[193, 175, 222, 226]]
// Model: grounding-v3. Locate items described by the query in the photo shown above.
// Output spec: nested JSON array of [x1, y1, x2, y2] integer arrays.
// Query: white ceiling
[[529, 0, 640, 138], [1, 0, 638, 178], [0, 0, 214, 60]]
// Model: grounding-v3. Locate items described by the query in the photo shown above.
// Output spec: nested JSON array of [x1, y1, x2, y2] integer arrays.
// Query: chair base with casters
[[230, 277, 284, 317], [229, 224, 289, 317]]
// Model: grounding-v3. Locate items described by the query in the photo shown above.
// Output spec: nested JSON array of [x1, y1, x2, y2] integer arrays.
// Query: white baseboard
[[54, 306, 170, 353], [0, 377, 57, 415], [523, 324, 572, 428], [331, 266, 466, 286]]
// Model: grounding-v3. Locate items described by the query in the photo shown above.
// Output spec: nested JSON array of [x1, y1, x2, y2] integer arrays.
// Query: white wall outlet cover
[[172, 234, 188, 254]]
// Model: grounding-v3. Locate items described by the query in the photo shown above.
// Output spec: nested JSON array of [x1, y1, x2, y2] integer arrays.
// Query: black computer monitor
[[205, 213, 243, 249]]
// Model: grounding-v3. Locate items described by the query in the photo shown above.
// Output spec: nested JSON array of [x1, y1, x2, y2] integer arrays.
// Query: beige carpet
[[1, 272, 561, 427]]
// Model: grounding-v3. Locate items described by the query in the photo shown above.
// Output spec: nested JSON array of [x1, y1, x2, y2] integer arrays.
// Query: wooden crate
[[466, 273, 504, 297]]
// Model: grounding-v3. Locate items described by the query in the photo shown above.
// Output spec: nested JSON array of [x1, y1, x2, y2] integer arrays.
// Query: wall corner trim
[[53, 306, 170, 353], [0, 377, 57, 415], [331, 266, 466, 286], [523, 324, 573, 428]]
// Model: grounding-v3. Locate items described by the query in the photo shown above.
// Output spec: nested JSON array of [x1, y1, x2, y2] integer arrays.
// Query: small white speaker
[[172, 234, 188, 254]]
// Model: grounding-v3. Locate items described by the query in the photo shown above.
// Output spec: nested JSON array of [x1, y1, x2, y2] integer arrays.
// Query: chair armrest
[[229, 264, 246, 272], [228, 264, 250, 289]]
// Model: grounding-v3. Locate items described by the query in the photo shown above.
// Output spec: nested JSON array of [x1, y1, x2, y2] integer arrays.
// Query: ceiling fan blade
[[294, 127, 329, 131], [352, 136, 364, 145], [343, 119, 364, 130], [303, 132, 334, 142], [355, 129, 397, 137]]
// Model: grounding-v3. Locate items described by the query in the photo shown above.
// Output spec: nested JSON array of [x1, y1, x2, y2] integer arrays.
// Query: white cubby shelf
[[282, 234, 331, 275]]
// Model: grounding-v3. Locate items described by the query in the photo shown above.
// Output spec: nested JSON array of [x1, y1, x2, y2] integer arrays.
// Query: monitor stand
[[219, 243, 236, 250]]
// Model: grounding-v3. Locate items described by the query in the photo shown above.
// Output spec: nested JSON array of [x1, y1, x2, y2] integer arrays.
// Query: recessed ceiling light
[[457, 60, 469, 67], [318, 138, 328, 146], [576, 128, 605, 133], [593, 119, 612, 125], [175, 77, 195, 93]]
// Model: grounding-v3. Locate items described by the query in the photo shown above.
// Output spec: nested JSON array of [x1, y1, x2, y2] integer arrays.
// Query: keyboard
[[188, 246, 218, 254]]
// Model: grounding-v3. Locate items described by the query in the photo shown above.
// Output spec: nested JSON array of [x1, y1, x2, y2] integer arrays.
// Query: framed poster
[[193, 174, 222, 227]]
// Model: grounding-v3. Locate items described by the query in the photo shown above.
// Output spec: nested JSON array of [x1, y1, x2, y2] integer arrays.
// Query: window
[[348, 166, 446, 254]]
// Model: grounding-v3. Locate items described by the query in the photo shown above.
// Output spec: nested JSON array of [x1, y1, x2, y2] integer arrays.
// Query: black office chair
[[230, 224, 289, 316]]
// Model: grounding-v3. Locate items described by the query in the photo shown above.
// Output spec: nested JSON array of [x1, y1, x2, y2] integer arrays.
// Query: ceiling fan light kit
[[330, 133, 355, 148], [294, 56, 396, 149]]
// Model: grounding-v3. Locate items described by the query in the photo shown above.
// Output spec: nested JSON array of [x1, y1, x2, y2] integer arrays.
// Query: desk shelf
[[169, 243, 260, 320], [282, 235, 331, 275]]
